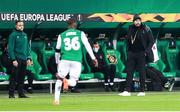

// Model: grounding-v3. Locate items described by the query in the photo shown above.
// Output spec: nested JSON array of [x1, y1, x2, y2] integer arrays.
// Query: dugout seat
[[116, 40, 127, 64], [157, 40, 169, 68], [79, 47, 94, 80], [0, 50, 9, 81], [148, 52, 166, 72], [165, 46, 179, 77], [29, 51, 52, 80], [40, 49, 55, 73], [149, 51, 176, 78], [106, 49, 126, 78], [31, 40, 45, 53], [0, 72, 9, 81], [94, 49, 126, 79]]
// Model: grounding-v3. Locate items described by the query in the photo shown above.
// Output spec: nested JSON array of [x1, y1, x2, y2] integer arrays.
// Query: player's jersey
[[60, 29, 83, 62]]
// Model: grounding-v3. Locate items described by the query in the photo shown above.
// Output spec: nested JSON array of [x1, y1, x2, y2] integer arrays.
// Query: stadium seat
[[52, 40, 57, 49], [149, 51, 176, 78], [0, 72, 9, 81], [31, 41, 45, 53], [30, 51, 52, 80], [0, 50, 2, 55], [116, 40, 127, 64], [176, 40, 180, 50], [148, 52, 166, 71], [26, 65, 36, 74], [81, 47, 91, 73], [157, 40, 169, 66], [175, 40, 180, 77], [79, 73, 95, 80], [0, 51, 9, 81], [40, 49, 55, 73], [79, 47, 94, 80], [165, 46, 179, 77], [105, 49, 126, 78], [94, 72, 104, 80]]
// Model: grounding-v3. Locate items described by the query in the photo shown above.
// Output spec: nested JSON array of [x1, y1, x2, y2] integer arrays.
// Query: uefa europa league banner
[[0, 13, 180, 22]]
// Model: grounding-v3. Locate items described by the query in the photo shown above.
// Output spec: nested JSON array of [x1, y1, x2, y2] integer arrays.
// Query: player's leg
[[54, 79, 63, 105], [54, 60, 70, 105], [68, 61, 81, 88]]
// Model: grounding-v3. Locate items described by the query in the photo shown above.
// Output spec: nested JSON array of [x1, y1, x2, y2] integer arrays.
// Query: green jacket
[[8, 30, 31, 61]]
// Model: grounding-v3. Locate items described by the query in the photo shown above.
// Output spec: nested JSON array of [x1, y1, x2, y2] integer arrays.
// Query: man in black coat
[[119, 14, 154, 96], [87, 41, 116, 92]]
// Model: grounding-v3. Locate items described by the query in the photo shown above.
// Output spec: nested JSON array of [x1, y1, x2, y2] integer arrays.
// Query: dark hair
[[15, 20, 23, 25], [93, 40, 99, 45], [67, 18, 76, 26], [133, 14, 141, 22]]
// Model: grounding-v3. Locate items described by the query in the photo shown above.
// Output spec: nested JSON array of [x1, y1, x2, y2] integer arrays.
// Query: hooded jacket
[[126, 24, 154, 54]]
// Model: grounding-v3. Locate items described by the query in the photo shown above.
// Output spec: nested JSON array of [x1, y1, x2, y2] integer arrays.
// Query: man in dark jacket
[[119, 14, 154, 96], [87, 41, 116, 91], [8, 21, 32, 98], [146, 66, 175, 91], [0, 43, 34, 94]]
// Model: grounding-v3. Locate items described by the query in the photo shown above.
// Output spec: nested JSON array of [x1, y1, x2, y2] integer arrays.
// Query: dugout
[[0, 0, 180, 90]]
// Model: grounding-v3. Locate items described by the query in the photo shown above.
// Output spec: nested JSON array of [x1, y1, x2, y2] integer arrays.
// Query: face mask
[[93, 48, 99, 53]]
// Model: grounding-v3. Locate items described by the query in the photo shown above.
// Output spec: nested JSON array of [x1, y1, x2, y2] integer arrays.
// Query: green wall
[[0, 0, 180, 29], [0, 0, 180, 13]]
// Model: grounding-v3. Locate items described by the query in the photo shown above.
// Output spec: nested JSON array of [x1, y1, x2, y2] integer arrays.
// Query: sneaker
[[18, 94, 29, 98], [137, 92, 145, 96], [26, 87, 33, 94], [118, 91, 131, 96], [168, 78, 175, 92], [164, 78, 175, 91], [164, 82, 170, 88], [53, 100, 60, 105], [63, 78, 69, 91]]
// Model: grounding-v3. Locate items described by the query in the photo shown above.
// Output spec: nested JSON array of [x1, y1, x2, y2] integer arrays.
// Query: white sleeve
[[55, 35, 61, 64], [81, 32, 96, 60]]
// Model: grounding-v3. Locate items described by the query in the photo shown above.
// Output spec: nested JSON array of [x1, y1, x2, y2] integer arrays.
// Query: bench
[[0, 78, 126, 94]]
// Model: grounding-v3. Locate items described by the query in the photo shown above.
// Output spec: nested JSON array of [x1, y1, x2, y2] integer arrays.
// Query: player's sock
[[54, 80, 62, 105], [63, 78, 69, 91]]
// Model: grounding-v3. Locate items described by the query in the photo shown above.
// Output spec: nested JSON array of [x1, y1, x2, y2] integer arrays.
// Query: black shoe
[[19, 95, 29, 98], [9, 95, 15, 98], [70, 88, 80, 93], [104, 85, 110, 92], [63, 89, 70, 93], [110, 85, 116, 92], [27, 88, 33, 94]]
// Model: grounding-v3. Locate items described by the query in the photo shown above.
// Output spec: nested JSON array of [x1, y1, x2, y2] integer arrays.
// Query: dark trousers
[[26, 70, 33, 88], [92, 64, 116, 83], [9, 58, 27, 96], [125, 51, 146, 92], [146, 66, 168, 86]]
